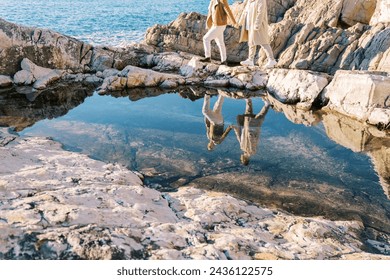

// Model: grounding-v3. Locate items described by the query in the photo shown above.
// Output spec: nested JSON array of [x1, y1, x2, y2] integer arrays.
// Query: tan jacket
[[206, 0, 237, 29], [237, 0, 270, 45]]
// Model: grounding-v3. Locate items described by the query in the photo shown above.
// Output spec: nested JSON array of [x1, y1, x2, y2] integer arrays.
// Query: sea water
[[0, 0, 216, 45]]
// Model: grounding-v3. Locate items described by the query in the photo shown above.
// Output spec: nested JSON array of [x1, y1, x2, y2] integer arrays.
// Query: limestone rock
[[13, 58, 63, 89], [149, 52, 192, 72], [0, 75, 12, 88], [98, 65, 185, 93], [323, 70, 390, 123], [285, 0, 343, 27], [266, 69, 330, 107], [90, 43, 155, 72], [340, 0, 376, 26], [159, 80, 178, 89], [368, 108, 390, 129], [370, 0, 390, 25], [145, 1, 390, 74], [144, 12, 245, 63], [179, 57, 204, 77], [0, 18, 92, 75], [226, 68, 268, 90], [13, 70, 34, 85]]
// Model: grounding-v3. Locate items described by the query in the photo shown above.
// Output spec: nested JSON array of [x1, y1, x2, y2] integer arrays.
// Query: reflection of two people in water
[[202, 93, 270, 165]]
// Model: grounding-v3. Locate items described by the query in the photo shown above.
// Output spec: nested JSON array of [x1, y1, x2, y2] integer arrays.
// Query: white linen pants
[[203, 25, 227, 62], [248, 44, 275, 61], [202, 94, 224, 125]]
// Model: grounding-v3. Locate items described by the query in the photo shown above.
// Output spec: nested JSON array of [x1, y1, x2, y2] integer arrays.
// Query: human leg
[[213, 95, 225, 114], [213, 26, 227, 62], [245, 98, 253, 115], [202, 26, 225, 62], [261, 44, 277, 69], [240, 45, 256, 66], [202, 94, 211, 118]]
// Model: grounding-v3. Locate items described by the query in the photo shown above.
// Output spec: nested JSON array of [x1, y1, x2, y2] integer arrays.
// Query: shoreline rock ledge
[[0, 0, 390, 129], [145, 0, 390, 74]]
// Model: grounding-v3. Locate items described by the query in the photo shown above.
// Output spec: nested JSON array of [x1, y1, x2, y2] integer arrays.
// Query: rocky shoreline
[[1, 128, 389, 260], [1, 1, 389, 128], [0, 0, 389, 259]]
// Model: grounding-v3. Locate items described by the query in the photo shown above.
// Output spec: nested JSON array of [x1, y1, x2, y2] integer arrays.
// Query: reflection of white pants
[[202, 95, 224, 124], [203, 25, 227, 62]]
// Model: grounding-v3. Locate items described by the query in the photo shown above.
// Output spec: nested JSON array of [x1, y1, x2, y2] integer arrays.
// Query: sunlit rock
[[266, 69, 330, 107], [370, 0, 390, 25], [149, 52, 192, 72], [179, 57, 204, 77], [145, 12, 245, 63], [368, 108, 390, 129], [0, 18, 92, 75], [340, 0, 376, 26], [98, 65, 185, 93], [145, 1, 390, 74], [0, 75, 12, 88], [13, 70, 34, 86], [323, 70, 390, 125], [13, 58, 63, 90], [159, 80, 178, 89], [90, 43, 156, 72]]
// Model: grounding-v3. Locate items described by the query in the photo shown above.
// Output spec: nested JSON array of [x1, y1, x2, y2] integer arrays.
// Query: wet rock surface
[[0, 130, 389, 260]]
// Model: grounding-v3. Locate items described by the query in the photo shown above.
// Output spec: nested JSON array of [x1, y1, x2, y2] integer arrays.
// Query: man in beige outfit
[[237, 0, 277, 68], [201, 0, 237, 65]]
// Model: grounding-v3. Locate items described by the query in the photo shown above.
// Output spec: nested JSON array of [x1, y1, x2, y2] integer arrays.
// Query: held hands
[[229, 23, 240, 29]]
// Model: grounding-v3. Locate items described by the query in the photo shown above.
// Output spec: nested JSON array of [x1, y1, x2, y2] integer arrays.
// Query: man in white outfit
[[237, 0, 277, 68], [201, 0, 237, 65]]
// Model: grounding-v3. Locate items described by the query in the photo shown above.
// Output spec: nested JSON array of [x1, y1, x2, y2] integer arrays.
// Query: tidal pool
[[1, 84, 389, 247]]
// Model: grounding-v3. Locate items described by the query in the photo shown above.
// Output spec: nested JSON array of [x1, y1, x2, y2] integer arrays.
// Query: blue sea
[[0, 0, 234, 45]]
